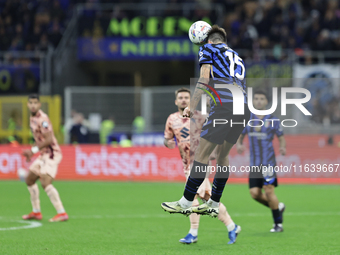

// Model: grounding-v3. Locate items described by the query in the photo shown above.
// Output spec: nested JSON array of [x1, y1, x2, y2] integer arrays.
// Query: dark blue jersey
[[242, 113, 284, 167], [198, 43, 247, 108]]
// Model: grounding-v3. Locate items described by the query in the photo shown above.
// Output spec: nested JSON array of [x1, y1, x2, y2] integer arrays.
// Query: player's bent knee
[[41, 183, 48, 190], [25, 171, 38, 186], [25, 178, 35, 186], [40, 175, 53, 190], [263, 187, 276, 201], [249, 189, 261, 200], [263, 185, 275, 195], [25, 175, 34, 186], [40, 181, 52, 190]]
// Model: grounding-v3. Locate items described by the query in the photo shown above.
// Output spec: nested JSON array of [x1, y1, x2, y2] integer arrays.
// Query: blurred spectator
[[30, 25, 42, 46], [218, 0, 340, 56], [132, 116, 145, 134], [100, 116, 115, 144], [0, 0, 69, 52], [119, 138, 132, 147], [64, 109, 79, 143], [48, 20, 63, 48], [70, 113, 90, 144], [8, 109, 22, 131], [312, 29, 332, 51], [6, 109, 22, 145], [2, 0, 340, 60], [0, 26, 11, 50], [8, 36, 24, 51], [35, 34, 54, 53], [72, 0, 340, 59], [63, 109, 92, 143], [50, 0, 65, 21], [329, 101, 340, 124], [92, 19, 104, 38], [310, 94, 340, 125]]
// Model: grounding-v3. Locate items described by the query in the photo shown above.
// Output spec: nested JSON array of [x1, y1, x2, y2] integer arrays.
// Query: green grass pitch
[[0, 181, 339, 255]]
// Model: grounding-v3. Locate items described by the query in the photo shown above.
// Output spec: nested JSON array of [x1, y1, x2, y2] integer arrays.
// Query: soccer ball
[[188, 21, 212, 46]]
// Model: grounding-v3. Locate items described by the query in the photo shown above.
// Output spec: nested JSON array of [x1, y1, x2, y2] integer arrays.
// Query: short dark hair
[[207, 25, 227, 43], [175, 87, 190, 98], [253, 90, 268, 100], [28, 94, 40, 101]]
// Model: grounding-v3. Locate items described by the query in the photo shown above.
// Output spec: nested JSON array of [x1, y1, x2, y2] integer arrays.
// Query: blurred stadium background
[[0, 0, 339, 182], [0, 1, 340, 254]]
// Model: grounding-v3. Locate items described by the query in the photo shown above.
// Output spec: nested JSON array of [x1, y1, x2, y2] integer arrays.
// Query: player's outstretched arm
[[22, 149, 33, 162], [164, 116, 176, 149], [278, 136, 286, 155], [183, 64, 211, 117], [22, 131, 53, 161], [236, 134, 246, 154]]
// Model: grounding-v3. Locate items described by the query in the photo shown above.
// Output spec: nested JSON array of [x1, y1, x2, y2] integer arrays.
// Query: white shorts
[[29, 152, 62, 179]]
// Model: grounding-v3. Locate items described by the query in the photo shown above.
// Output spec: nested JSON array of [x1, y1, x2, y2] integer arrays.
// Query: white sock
[[207, 198, 219, 208], [189, 228, 198, 236], [179, 196, 192, 209], [227, 222, 236, 232], [27, 184, 40, 213], [57, 208, 66, 214], [45, 185, 66, 214]]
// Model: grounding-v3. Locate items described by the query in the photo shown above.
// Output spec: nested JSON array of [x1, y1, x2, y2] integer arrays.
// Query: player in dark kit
[[236, 90, 286, 232], [161, 24, 250, 228]]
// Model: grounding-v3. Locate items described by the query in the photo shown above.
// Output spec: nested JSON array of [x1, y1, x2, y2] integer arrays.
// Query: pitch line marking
[[1, 211, 339, 221], [0, 220, 42, 231]]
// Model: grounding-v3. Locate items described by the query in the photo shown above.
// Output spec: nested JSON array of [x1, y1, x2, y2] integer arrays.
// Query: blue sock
[[183, 161, 207, 201], [210, 165, 229, 202], [272, 209, 282, 224]]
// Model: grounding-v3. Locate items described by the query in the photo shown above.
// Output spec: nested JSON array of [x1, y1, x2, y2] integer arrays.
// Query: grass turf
[[0, 181, 339, 255]]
